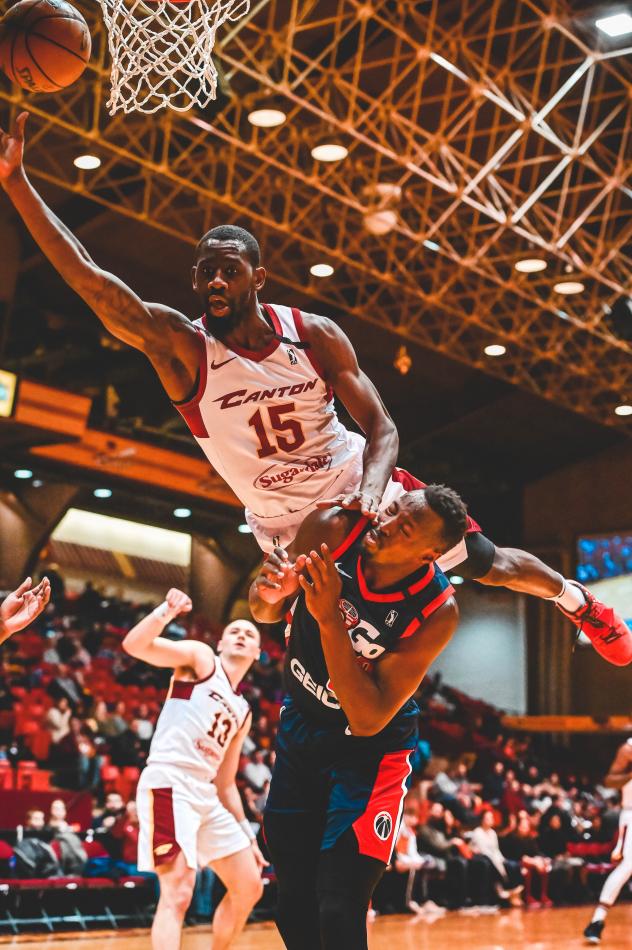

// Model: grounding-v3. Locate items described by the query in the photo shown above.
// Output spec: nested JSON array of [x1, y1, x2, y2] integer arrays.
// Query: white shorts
[[246, 463, 469, 572], [136, 765, 250, 872]]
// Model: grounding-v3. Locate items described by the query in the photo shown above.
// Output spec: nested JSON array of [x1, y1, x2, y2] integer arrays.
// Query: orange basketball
[[0, 0, 91, 93]]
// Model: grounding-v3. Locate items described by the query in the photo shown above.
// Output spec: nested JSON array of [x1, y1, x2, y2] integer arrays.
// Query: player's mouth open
[[365, 528, 381, 549], [209, 297, 229, 313]]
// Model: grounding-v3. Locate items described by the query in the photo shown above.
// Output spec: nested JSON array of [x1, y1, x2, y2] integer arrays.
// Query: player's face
[[192, 240, 265, 337], [361, 493, 448, 567], [218, 620, 261, 664]]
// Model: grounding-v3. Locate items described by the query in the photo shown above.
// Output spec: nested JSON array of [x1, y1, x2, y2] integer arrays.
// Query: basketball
[[0, 0, 91, 93]]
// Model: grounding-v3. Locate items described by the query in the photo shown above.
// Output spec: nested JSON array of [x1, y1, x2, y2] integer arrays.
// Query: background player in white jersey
[[1, 113, 630, 666], [122, 590, 264, 950], [583, 739, 632, 945]]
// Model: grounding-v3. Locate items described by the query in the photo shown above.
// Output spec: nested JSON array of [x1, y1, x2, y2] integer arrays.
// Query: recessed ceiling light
[[32, 479, 44, 488], [615, 404, 632, 417], [238, 523, 253, 534], [14, 468, 33, 479], [484, 344, 507, 357], [94, 488, 112, 499], [423, 239, 440, 252], [310, 263, 334, 278], [74, 155, 101, 170], [450, 575, 465, 585], [311, 143, 348, 162], [596, 13, 632, 37], [363, 209, 398, 235], [515, 258, 547, 273], [173, 507, 192, 518], [554, 280, 584, 295], [248, 108, 286, 128]]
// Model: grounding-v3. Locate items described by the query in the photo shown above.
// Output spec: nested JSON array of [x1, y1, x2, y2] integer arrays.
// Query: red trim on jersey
[[356, 556, 404, 602], [331, 516, 369, 560], [390, 466, 481, 534], [173, 329, 209, 438], [400, 616, 422, 639], [352, 749, 412, 863], [407, 561, 436, 595], [170, 660, 216, 700], [291, 308, 334, 401], [421, 584, 455, 618], [151, 787, 180, 867]]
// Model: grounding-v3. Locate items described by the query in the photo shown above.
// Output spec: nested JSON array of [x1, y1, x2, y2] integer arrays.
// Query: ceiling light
[[74, 155, 101, 170], [394, 345, 412, 375], [32, 479, 43, 488], [248, 108, 286, 128], [173, 507, 192, 518], [450, 575, 465, 585], [615, 404, 632, 416], [484, 344, 506, 357], [94, 488, 112, 499], [515, 258, 547, 273], [363, 209, 399, 236], [423, 239, 440, 252], [554, 280, 585, 295], [311, 142, 348, 162], [310, 263, 334, 278], [14, 469, 32, 479], [238, 523, 253, 534], [596, 13, 632, 36]]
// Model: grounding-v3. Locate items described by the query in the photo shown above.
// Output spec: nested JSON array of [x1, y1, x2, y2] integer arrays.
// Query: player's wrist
[[239, 818, 256, 842], [152, 600, 178, 625]]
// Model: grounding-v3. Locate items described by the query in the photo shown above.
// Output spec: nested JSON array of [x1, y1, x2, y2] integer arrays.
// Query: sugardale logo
[[254, 454, 332, 490]]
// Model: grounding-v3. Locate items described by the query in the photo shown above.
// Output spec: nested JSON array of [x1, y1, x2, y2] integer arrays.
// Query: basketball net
[[96, 0, 250, 114]]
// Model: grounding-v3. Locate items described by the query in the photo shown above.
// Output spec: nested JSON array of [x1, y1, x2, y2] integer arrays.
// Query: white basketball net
[[97, 0, 250, 115]]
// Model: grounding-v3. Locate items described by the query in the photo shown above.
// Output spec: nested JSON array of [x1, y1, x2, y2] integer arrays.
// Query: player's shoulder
[[294, 310, 348, 348], [291, 507, 364, 559]]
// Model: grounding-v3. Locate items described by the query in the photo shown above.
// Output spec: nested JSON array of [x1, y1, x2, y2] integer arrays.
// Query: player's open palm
[[0, 111, 27, 181], [0, 576, 50, 639], [298, 544, 343, 626], [253, 547, 305, 604]]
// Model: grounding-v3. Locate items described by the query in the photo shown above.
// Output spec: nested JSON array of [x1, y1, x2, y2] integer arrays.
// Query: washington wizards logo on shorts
[[338, 598, 359, 628], [373, 811, 393, 841]]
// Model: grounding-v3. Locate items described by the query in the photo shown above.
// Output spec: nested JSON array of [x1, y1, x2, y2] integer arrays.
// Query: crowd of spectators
[[0, 575, 630, 924]]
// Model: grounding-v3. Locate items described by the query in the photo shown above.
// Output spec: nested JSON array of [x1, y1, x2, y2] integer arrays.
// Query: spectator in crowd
[[133, 703, 155, 745], [99, 700, 129, 739], [14, 809, 61, 879], [417, 802, 472, 909], [51, 715, 102, 790], [93, 792, 126, 835], [482, 761, 506, 806], [47, 662, 85, 708], [243, 749, 272, 792], [501, 814, 552, 907], [392, 804, 440, 915], [470, 810, 524, 905], [45, 696, 72, 746], [45, 799, 87, 876]]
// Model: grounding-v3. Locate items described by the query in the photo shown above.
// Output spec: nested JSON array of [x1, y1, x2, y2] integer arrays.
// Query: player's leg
[[152, 850, 196, 949], [448, 532, 632, 667], [317, 829, 385, 950], [209, 845, 263, 950], [264, 810, 323, 950], [584, 816, 632, 944]]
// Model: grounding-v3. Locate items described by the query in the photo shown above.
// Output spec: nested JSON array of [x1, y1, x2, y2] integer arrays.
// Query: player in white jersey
[[122, 589, 264, 950], [583, 738, 632, 944], [2, 114, 630, 666]]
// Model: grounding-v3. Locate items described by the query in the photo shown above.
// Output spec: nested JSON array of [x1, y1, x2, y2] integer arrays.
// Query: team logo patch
[[286, 347, 298, 365], [254, 454, 332, 490], [338, 598, 359, 628], [373, 812, 393, 841], [385, 609, 398, 627], [154, 843, 173, 856]]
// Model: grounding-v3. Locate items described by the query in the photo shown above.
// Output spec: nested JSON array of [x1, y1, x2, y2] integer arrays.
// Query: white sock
[[592, 905, 608, 923], [549, 579, 587, 613]]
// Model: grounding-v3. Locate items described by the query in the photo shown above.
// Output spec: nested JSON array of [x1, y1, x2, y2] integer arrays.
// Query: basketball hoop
[[97, 0, 250, 115]]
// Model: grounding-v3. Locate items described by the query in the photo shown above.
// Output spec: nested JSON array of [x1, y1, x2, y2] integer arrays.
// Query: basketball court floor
[[2, 906, 631, 949]]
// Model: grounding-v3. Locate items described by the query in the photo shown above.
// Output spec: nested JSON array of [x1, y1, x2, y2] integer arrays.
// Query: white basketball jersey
[[175, 304, 364, 520], [146, 657, 250, 782]]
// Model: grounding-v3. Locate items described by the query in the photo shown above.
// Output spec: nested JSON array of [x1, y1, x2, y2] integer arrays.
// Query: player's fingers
[[304, 557, 321, 590], [297, 574, 311, 593], [15, 112, 28, 139], [256, 577, 282, 591], [293, 554, 307, 574], [315, 496, 343, 509], [320, 543, 335, 569], [13, 577, 32, 597], [272, 546, 289, 562], [308, 550, 326, 582]]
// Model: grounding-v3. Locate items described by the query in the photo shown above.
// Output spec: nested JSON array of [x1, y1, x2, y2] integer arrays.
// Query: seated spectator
[[99, 700, 129, 739], [481, 761, 505, 806], [417, 802, 472, 908], [501, 814, 552, 907], [14, 809, 61, 879], [470, 810, 524, 905], [45, 799, 87, 876], [243, 749, 272, 792], [52, 716, 102, 790], [393, 804, 437, 914], [132, 703, 155, 745], [45, 696, 72, 746], [47, 662, 85, 708], [110, 801, 158, 895]]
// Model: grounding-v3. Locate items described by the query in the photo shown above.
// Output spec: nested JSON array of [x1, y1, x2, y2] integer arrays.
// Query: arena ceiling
[[0, 0, 631, 537]]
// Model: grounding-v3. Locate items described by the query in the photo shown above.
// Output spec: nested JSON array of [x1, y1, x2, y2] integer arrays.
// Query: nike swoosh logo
[[335, 562, 353, 578], [210, 357, 237, 370]]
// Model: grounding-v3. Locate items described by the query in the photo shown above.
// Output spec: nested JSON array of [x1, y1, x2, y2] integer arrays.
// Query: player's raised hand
[[253, 547, 305, 604], [298, 543, 343, 625], [316, 490, 381, 522], [0, 111, 28, 182], [164, 588, 193, 618], [0, 575, 50, 641]]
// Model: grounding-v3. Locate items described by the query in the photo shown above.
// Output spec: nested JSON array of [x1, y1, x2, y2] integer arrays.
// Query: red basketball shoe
[[556, 581, 632, 667]]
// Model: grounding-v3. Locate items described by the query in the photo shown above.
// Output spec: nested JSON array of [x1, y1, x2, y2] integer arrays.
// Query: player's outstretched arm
[[299, 544, 458, 736], [604, 740, 632, 789], [122, 588, 213, 677], [214, 712, 266, 870], [0, 113, 201, 402], [0, 576, 51, 644], [303, 315, 399, 521]]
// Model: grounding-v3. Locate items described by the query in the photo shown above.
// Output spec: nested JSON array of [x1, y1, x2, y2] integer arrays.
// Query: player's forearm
[[0, 620, 9, 645], [216, 781, 246, 823], [121, 608, 168, 659], [248, 583, 285, 624], [358, 417, 399, 496], [319, 618, 388, 736], [604, 772, 631, 789]]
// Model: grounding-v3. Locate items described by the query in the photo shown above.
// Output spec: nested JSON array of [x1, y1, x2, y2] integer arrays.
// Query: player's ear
[[254, 266, 266, 291]]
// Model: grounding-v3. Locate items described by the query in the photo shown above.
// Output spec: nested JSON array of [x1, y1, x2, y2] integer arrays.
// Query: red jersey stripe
[[408, 561, 435, 595], [292, 308, 334, 402], [331, 516, 369, 560], [421, 584, 455, 618], [173, 329, 209, 437], [356, 557, 404, 602]]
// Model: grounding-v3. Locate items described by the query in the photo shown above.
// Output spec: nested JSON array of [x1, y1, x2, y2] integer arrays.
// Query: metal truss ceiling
[[0, 0, 630, 427]]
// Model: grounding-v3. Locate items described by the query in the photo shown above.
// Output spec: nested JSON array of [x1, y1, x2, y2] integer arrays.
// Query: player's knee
[[159, 875, 194, 918], [240, 870, 264, 906], [318, 888, 361, 936]]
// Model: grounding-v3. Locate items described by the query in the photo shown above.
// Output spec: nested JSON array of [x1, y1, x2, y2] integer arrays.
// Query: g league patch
[[286, 347, 298, 365], [373, 811, 393, 842], [385, 609, 398, 627]]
